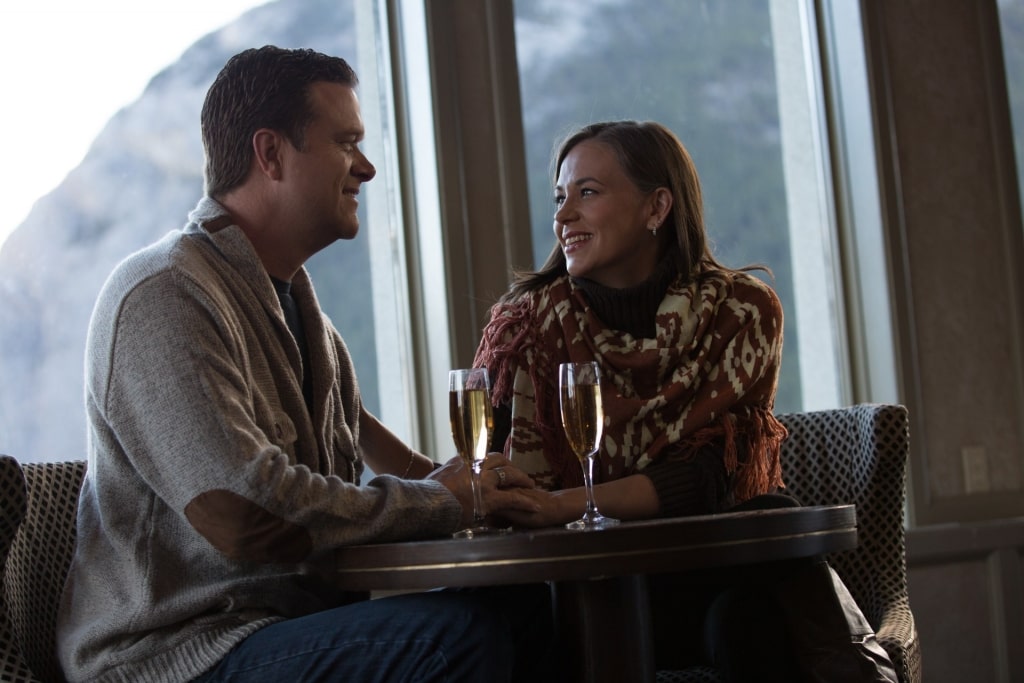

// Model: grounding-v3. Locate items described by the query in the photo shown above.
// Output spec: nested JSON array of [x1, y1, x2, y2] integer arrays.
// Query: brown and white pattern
[[475, 270, 786, 502]]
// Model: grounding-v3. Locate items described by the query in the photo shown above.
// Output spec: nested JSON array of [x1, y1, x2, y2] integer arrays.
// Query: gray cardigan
[[57, 197, 461, 682]]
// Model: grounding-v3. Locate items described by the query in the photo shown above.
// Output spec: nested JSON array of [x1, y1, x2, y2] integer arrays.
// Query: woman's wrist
[[590, 475, 660, 520], [551, 488, 585, 525]]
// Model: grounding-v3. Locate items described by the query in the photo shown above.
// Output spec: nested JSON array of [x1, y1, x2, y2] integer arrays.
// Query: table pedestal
[[554, 575, 655, 683]]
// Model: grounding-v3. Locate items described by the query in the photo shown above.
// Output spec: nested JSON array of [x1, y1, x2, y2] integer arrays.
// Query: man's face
[[282, 82, 376, 247]]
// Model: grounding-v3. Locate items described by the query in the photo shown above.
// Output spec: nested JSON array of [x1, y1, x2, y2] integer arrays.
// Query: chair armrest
[[876, 605, 922, 683]]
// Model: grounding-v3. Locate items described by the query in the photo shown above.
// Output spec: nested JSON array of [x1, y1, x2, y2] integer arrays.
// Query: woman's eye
[[554, 195, 565, 206]]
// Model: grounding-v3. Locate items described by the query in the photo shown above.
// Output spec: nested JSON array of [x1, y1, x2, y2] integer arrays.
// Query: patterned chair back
[[777, 403, 921, 683], [657, 404, 921, 683], [0, 455, 34, 682], [0, 459, 86, 683]]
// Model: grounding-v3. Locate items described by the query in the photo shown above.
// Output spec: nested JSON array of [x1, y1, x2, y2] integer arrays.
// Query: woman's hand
[[500, 474, 662, 528], [493, 487, 579, 528]]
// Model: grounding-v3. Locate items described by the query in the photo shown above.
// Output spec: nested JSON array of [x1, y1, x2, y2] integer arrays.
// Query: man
[[57, 46, 547, 682]]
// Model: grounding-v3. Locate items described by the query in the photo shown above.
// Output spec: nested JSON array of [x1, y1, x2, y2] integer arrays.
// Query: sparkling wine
[[449, 387, 493, 465], [559, 361, 618, 529], [560, 382, 603, 460]]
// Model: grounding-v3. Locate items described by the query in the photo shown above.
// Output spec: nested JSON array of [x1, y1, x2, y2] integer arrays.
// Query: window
[[998, 0, 1024, 205], [0, 0, 877, 465], [511, 0, 846, 413], [0, 0, 421, 463]]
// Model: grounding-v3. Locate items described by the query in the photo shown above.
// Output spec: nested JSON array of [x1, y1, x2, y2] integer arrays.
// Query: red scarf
[[473, 271, 786, 502]]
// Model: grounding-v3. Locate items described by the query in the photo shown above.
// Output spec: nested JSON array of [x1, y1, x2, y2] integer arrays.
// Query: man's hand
[[429, 453, 540, 528]]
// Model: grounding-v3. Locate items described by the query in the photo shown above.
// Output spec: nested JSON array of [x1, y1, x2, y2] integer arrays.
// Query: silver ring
[[495, 467, 507, 488]]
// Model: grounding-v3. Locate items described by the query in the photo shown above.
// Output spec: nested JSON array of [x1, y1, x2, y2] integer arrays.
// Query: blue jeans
[[193, 584, 553, 682]]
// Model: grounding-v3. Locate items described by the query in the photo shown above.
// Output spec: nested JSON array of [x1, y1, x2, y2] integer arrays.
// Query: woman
[[475, 120, 786, 526], [474, 121, 898, 682]]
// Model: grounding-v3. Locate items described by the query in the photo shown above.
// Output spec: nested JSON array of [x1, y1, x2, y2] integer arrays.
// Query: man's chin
[[337, 221, 360, 241]]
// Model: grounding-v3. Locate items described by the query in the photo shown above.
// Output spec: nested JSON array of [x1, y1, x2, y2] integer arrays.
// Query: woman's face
[[553, 140, 665, 289]]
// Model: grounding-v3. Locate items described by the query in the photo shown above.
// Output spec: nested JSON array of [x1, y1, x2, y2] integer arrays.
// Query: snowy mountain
[[0, 0, 356, 461]]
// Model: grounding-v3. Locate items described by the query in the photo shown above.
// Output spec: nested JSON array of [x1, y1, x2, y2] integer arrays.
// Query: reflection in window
[[512, 0, 845, 413], [0, 0, 411, 462]]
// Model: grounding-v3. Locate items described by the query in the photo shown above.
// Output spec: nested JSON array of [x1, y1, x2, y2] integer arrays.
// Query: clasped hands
[[429, 453, 562, 529]]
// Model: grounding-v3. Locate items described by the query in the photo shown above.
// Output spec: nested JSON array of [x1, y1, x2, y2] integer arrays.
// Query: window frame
[[391, 0, 532, 458], [393, 0, 1024, 525], [398, 0, 857, 452]]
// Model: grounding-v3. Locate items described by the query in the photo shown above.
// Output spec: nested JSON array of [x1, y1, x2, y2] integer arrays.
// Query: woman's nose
[[554, 200, 575, 223]]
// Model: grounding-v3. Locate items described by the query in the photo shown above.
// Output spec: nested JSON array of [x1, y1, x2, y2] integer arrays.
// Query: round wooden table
[[334, 504, 856, 682]]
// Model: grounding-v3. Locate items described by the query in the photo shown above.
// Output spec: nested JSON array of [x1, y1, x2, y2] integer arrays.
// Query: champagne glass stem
[[581, 453, 600, 518], [470, 461, 487, 525]]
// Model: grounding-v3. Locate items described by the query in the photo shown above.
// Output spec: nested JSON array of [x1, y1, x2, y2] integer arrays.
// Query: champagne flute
[[449, 368, 501, 538], [559, 361, 620, 530]]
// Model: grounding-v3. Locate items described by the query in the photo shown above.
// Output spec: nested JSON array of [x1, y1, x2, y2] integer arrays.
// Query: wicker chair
[[657, 403, 921, 683], [0, 455, 33, 682], [0, 457, 86, 683]]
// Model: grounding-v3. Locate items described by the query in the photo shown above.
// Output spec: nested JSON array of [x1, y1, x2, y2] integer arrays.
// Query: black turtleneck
[[571, 254, 677, 338]]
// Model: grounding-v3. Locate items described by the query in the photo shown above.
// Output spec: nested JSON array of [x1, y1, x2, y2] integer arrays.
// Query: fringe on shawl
[[473, 300, 534, 407], [474, 300, 580, 485], [675, 406, 788, 503]]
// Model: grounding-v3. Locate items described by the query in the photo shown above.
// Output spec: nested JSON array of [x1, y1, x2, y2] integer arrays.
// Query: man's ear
[[252, 128, 285, 180]]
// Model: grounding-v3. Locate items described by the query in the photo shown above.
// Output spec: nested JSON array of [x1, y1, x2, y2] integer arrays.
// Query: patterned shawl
[[473, 270, 786, 503]]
